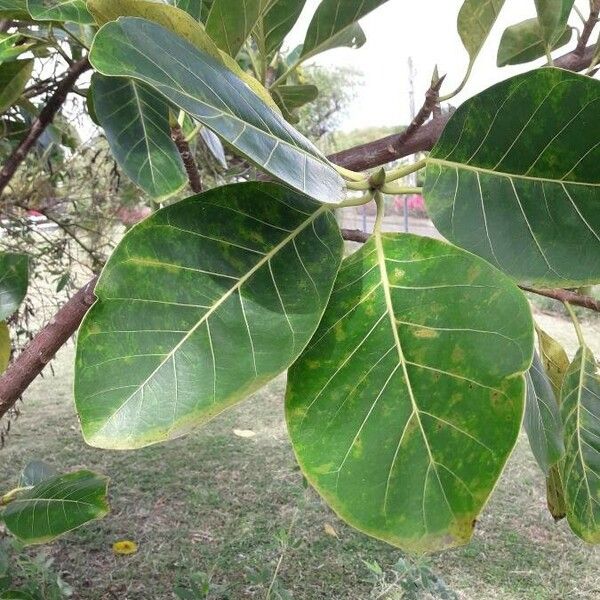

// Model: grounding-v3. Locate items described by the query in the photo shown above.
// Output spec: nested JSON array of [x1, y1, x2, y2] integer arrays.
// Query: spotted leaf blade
[[75, 182, 342, 449], [286, 233, 533, 553]]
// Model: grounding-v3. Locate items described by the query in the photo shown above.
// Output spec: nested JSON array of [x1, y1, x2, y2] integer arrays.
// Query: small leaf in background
[[89, 18, 344, 203], [26, 0, 94, 24], [259, 0, 308, 57], [0, 33, 36, 62], [233, 429, 256, 438], [424, 68, 600, 287], [19, 460, 58, 487], [112, 540, 138, 555], [524, 351, 564, 474], [537, 327, 570, 398], [457, 0, 506, 65], [0, 253, 28, 321], [1, 470, 109, 545], [0, 322, 10, 374], [91, 74, 187, 200], [497, 18, 572, 66], [560, 344, 600, 543], [0, 60, 33, 115], [75, 182, 343, 449], [287, 233, 533, 553], [534, 0, 575, 47]]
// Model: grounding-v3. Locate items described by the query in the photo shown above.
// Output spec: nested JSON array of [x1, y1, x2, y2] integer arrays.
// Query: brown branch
[[0, 40, 598, 418], [0, 57, 91, 198], [576, 0, 600, 55], [171, 124, 203, 194], [0, 276, 98, 419], [520, 286, 600, 312]]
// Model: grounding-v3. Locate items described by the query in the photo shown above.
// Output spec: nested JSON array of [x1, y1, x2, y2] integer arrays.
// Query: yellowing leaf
[[113, 539, 138, 555], [324, 523, 338, 538]]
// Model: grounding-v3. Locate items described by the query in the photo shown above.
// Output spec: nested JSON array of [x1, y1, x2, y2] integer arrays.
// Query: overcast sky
[[286, 0, 592, 130]]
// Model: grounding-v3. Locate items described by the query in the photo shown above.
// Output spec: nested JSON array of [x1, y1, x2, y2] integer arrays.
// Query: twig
[[171, 124, 203, 194], [576, 0, 600, 55], [521, 286, 600, 313]]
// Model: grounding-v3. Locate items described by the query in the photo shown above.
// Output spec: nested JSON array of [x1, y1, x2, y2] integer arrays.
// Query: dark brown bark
[[576, 1, 600, 55], [171, 124, 203, 194], [520, 286, 600, 313]]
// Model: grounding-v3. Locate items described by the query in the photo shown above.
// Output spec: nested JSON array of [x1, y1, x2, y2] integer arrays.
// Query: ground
[[1, 307, 600, 599]]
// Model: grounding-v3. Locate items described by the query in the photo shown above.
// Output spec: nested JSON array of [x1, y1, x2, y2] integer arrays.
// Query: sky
[[285, 0, 592, 131]]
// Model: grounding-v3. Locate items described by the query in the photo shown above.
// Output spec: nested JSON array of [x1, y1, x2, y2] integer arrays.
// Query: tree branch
[[0, 41, 597, 418], [576, 0, 600, 55], [171, 124, 203, 194], [0, 57, 91, 198]]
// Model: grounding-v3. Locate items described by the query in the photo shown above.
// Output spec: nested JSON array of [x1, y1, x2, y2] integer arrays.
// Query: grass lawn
[[1, 309, 600, 599]]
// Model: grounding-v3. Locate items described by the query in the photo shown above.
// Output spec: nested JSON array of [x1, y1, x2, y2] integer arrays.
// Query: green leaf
[[169, 0, 203, 20], [89, 17, 344, 203], [0, 322, 9, 374], [497, 18, 572, 67], [273, 84, 318, 111], [0, 60, 33, 114], [538, 327, 569, 399], [286, 233, 534, 553], [75, 182, 343, 449], [560, 345, 600, 543], [0, 253, 28, 321], [0, 0, 29, 19], [26, 0, 94, 23], [300, 0, 391, 61], [534, 0, 575, 47], [0, 34, 36, 62], [546, 464, 567, 521], [424, 68, 600, 287], [457, 0, 505, 65], [1, 470, 109, 545], [259, 0, 307, 57], [205, 0, 264, 57], [91, 74, 187, 200], [524, 351, 564, 474], [19, 460, 58, 487], [200, 126, 227, 168]]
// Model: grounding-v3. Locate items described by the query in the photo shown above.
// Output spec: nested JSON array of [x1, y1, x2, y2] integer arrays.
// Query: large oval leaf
[[534, 0, 575, 47], [259, 0, 307, 57], [89, 17, 343, 204], [524, 350, 564, 474], [424, 68, 600, 287], [0, 253, 28, 321], [91, 74, 187, 200], [286, 233, 533, 553], [457, 0, 505, 65], [560, 344, 600, 543], [26, 0, 93, 23], [1, 470, 109, 545], [75, 182, 343, 449]]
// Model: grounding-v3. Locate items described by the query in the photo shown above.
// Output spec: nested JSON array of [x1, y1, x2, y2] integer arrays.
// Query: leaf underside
[[0, 253, 28, 321], [286, 233, 533, 553], [75, 182, 343, 449]]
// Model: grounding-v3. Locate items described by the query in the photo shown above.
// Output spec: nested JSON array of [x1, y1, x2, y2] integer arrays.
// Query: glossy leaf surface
[[0, 60, 33, 114], [300, 0, 391, 61], [0, 253, 28, 321], [2, 470, 109, 545], [91, 74, 186, 200], [560, 345, 600, 542], [534, 0, 575, 46], [75, 182, 343, 449], [26, 0, 93, 23], [287, 233, 533, 553], [457, 0, 505, 64], [90, 18, 343, 203], [524, 351, 564, 474], [424, 68, 600, 286], [497, 18, 571, 66], [205, 0, 263, 57]]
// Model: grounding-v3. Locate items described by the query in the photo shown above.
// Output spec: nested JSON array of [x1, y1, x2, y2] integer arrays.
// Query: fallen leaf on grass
[[233, 429, 256, 438]]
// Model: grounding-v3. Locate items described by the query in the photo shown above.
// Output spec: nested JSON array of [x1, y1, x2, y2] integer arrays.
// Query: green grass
[[1, 336, 600, 599]]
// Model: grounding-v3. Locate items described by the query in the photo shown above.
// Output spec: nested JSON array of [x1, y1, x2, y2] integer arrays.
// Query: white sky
[[286, 0, 592, 130]]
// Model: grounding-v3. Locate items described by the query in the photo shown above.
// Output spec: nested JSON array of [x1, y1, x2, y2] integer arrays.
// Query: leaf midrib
[[93, 204, 329, 434]]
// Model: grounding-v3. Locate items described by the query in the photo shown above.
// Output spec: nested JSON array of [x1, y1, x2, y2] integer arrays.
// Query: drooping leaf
[[560, 344, 600, 543], [1, 470, 109, 545], [286, 233, 534, 553], [534, 0, 575, 47], [0, 0, 29, 19], [259, 0, 307, 57], [0, 253, 28, 321], [19, 460, 58, 487], [75, 182, 343, 450], [424, 68, 600, 287], [457, 0, 505, 65], [87, 0, 279, 112], [89, 18, 344, 203], [26, 0, 93, 23], [300, 0, 391, 61], [91, 74, 187, 200], [497, 18, 572, 66], [168, 0, 202, 20], [0, 321, 9, 374], [538, 327, 569, 399], [524, 351, 564, 474], [546, 464, 567, 521], [0, 60, 33, 114], [205, 0, 264, 57], [200, 126, 227, 168]]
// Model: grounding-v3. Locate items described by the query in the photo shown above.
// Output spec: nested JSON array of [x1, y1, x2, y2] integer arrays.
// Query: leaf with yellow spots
[[287, 233, 533, 553], [113, 540, 138, 555]]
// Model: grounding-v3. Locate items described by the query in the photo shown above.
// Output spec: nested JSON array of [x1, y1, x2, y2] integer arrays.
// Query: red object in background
[[117, 206, 152, 227], [394, 194, 427, 218]]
